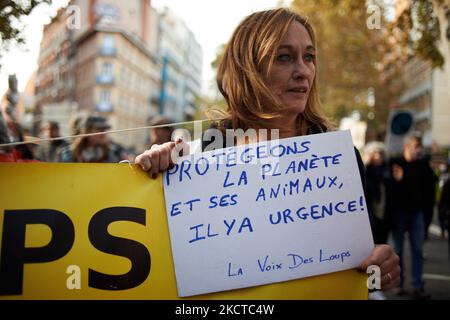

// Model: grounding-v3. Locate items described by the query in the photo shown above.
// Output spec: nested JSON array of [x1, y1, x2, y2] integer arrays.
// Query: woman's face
[[87, 128, 108, 146], [265, 21, 316, 115]]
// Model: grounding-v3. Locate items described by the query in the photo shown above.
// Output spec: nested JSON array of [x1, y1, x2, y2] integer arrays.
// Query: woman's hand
[[135, 138, 186, 178], [358, 244, 400, 291]]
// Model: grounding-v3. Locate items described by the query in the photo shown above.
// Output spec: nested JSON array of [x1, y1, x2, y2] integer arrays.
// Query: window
[[103, 35, 115, 47], [101, 90, 111, 102], [100, 35, 116, 56], [97, 89, 112, 112], [101, 62, 113, 76], [120, 65, 125, 82]]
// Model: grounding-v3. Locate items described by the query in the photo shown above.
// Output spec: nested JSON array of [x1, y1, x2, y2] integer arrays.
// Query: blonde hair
[[213, 8, 333, 135]]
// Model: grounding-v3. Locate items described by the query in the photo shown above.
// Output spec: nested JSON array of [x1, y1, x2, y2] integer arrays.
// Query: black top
[[439, 177, 450, 221], [387, 156, 436, 214]]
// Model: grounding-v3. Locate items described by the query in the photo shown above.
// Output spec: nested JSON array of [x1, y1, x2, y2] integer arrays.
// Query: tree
[[292, 0, 388, 125], [395, 0, 444, 68], [207, 1, 446, 133], [292, 0, 446, 133], [375, 0, 446, 136], [0, 0, 51, 69]]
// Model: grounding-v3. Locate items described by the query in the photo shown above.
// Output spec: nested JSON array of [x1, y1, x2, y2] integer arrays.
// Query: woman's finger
[[358, 244, 392, 271], [158, 144, 172, 172], [148, 145, 161, 177], [381, 265, 401, 291], [379, 254, 400, 276], [135, 151, 152, 171]]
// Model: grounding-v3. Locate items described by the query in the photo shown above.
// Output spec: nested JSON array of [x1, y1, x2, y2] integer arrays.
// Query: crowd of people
[[0, 108, 179, 164], [363, 136, 449, 299], [0, 111, 132, 163], [1, 105, 449, 300]]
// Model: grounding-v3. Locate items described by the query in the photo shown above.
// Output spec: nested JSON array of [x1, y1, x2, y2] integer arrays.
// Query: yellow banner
[[0, 163, 367, 299]]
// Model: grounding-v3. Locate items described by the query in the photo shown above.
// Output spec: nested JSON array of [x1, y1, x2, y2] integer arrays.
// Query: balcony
[[99, 46, 117, 57], [96, 74, 115, 85], [96, 101, 113, 113]]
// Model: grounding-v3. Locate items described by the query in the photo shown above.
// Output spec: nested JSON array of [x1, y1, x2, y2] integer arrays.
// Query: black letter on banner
[[88, 207, 150, 290], [0, 209, 75, 295]]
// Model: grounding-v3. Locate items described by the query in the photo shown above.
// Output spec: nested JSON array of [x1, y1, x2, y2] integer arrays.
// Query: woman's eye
[[305, 53, 316, 62], [277, 54, 291, 62]]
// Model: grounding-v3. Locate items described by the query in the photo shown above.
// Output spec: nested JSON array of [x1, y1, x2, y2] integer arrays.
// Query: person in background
[[69, 114, 85, 137], [1, 106, 35, 160], [147, 115, 174, 147], [0, 112, 37, 162], [389, 135, 435, 299], [438, 165, 450, 265], [0, 112, 14, 162], [36, 121, 69, 162], [363, 142, 391, 245], [423, 153, 438, 241], [59, 115, 127, 163], [438, 163, 450, 239]]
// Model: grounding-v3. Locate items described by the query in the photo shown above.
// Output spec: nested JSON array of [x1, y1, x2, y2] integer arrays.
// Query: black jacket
[[387, 156, 436, 214], [439, 177, 450, 221]]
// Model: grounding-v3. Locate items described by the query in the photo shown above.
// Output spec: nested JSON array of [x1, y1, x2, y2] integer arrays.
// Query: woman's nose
[[292, 58, 311, 80]]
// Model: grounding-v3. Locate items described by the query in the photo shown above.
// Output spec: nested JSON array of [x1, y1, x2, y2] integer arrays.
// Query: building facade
[[431, 0, 450, 147], [157, 7, 203, 122], [74, 26, 160, 151], [385, 0, 450, 148], [35, 8, 76, 112], [398, 57, 434, 145], [35, 0, 203, 151]]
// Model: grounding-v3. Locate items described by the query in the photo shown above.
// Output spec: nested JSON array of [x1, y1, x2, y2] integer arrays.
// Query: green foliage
[[206, 0, 445, 134], [0, 0, 52, 69], [291, 0, 445, 130], [292, 0, 386, 124], [408, 0, 444, 68]]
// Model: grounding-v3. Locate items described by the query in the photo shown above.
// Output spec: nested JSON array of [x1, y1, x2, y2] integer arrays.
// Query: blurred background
[[0, 0, 449, 156], [0, 0, 449, 159]]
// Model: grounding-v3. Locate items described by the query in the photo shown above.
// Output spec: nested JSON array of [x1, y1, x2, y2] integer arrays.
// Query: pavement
[[382, 224, 450, 300]]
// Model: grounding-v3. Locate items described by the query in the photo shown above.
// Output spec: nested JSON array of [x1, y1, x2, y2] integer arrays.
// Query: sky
[[0, 0, 70, 97], [0, 0, 287, 98]]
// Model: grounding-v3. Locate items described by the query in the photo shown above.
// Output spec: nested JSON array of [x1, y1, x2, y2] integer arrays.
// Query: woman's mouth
[[286, 86, 309, 98]]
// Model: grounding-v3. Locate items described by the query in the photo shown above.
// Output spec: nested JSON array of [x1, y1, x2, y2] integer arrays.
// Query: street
[[384, 223, 450, 300]]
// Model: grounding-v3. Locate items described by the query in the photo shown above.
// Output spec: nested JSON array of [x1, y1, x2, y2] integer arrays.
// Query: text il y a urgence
[[165, 139, 366, 244]]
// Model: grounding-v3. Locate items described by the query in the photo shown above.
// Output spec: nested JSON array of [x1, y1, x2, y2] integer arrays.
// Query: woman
[[59, 115, 128, 163], [136, 8, 400, 292]]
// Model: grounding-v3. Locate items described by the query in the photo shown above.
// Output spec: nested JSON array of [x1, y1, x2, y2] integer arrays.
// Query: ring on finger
[[387, 272, 392, 283]]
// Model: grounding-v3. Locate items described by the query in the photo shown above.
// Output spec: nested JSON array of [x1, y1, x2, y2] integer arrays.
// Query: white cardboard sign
[[163, 130, 374, 297]]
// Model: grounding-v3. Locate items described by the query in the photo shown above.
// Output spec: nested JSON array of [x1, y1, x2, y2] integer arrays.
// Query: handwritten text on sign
[[163, 130, 374, 297]]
